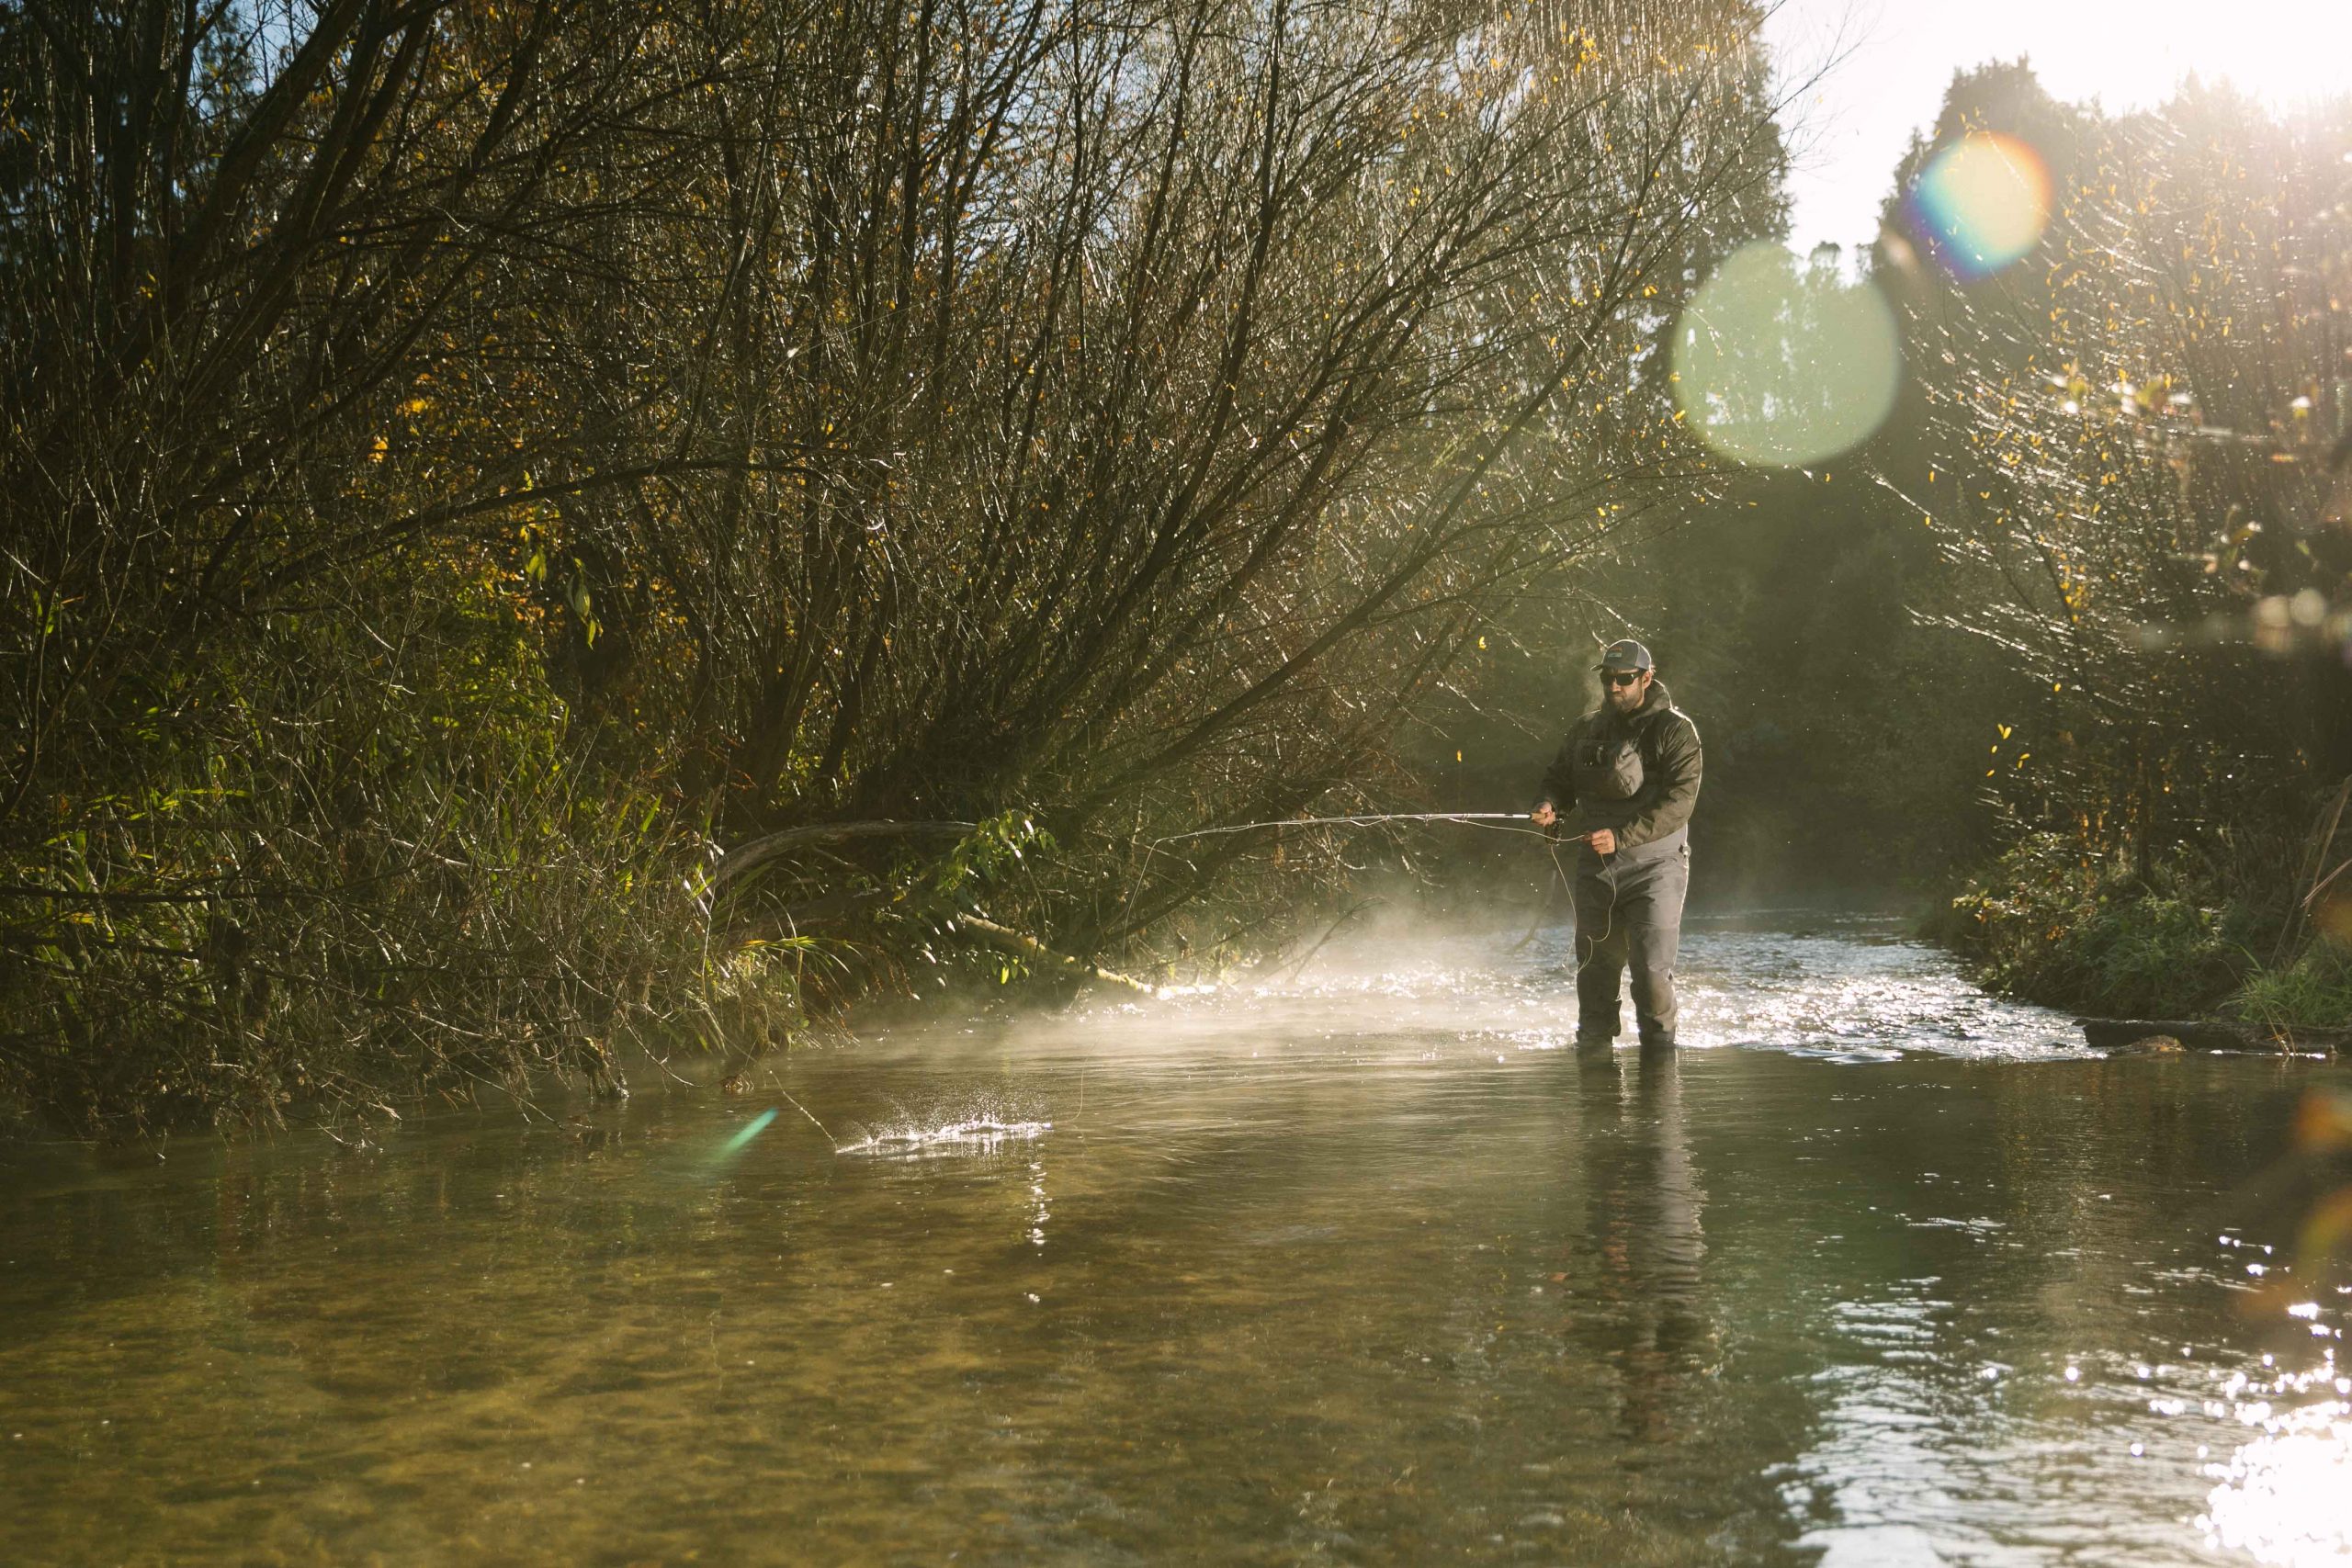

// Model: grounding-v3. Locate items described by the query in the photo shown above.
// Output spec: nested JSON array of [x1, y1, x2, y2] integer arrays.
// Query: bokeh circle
[[1670, 242, 1904, 468], [1905, 132, 2053, 280]]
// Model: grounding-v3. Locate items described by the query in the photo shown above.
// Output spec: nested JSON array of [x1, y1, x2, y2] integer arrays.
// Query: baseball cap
[[1596, 638, 1654, 672]]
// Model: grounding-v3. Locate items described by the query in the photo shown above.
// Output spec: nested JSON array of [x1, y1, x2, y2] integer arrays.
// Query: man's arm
[[1613, 713, 1702, 850], [1531, 732, 1578, 821]]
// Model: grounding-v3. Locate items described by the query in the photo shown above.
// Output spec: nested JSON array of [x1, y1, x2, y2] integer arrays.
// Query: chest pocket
[[1573, 732, 1645, 802]]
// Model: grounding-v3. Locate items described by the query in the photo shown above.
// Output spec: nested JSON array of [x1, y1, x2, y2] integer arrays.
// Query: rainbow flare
[[1905, 132, 2053, 280], [720, 1106, 778, 1157]]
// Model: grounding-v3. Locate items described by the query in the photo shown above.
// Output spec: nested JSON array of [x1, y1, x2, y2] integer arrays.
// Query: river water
[[3, 917, 2348, 1566]]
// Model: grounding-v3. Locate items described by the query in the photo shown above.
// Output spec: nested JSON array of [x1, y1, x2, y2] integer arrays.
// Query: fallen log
[[2077, 1017, 2349, 1055], [955, 915, 1157, 996]]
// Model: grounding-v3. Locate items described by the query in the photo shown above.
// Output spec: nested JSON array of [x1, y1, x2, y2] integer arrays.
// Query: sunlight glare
[[1766, 0, 2352, 254], [1905, 133, 2052, 279], [2198, 1359, 2352, 1568], [1672, 242, 1902, 468]]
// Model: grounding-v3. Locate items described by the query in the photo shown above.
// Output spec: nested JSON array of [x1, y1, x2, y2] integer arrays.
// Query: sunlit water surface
[[3, 918, 2348, 1565]]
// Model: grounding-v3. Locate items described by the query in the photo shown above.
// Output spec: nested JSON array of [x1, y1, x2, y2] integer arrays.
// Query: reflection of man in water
[[1530, 640, 1703, 1051], [1576, 1048, 1713, 1445]]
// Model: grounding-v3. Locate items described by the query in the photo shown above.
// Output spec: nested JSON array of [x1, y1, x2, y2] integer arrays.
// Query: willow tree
[[582, 0, 1794, 962]]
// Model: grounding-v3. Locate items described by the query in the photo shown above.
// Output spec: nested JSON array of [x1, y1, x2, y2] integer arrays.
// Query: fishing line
[[1516, 825, 1618, 999], [1570, 846, 1623, 994], [1511, 828, 1575, 952]]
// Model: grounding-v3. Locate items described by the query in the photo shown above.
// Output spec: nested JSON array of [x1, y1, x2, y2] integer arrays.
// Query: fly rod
[[1149, 811, 1547, 846]]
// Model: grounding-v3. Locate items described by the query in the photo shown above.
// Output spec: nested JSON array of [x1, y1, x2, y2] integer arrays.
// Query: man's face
[[1604, 666, 1652, 714]]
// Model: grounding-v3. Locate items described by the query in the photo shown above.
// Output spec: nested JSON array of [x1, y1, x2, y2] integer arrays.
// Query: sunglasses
[[1600, 670, 1646, 688]]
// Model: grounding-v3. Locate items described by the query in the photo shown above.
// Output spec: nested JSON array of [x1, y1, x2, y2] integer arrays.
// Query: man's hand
[[1587, 828, 1617, 855], [1530, 803, 1556, 828]]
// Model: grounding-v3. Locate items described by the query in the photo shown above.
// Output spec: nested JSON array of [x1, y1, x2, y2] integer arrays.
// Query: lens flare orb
[[1670, 241, 1903, 468], [1906, 132, 2053, 280]]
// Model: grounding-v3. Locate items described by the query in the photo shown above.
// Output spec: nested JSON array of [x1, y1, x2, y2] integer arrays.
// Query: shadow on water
[[0, 918, 2347, 1564]]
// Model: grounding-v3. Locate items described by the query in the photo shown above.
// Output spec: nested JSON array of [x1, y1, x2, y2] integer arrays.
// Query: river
[[2, 917, 2347, 1565]]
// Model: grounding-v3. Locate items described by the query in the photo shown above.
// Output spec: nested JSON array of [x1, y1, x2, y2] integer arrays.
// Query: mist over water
[[3, 918, 2347, 1565]]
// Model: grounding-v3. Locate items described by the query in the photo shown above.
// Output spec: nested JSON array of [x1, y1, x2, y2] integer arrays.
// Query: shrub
[[1943, 832, 2250, 1017]]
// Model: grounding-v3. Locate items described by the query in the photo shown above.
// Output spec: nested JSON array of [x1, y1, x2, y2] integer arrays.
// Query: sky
[[1761, 0, 2352, 256]]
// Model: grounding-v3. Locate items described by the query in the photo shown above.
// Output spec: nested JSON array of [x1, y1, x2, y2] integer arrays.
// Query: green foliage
[[2232, 942, 2352, 1032], [1943, 832, 2256, 1018], [0, 559, 710, 1136], [929, 814, 1056, 906], [1950, 835, 2352, 1028]]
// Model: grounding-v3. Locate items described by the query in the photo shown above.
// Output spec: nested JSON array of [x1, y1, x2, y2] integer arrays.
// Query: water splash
[[834, 1119, 1053, 1158]]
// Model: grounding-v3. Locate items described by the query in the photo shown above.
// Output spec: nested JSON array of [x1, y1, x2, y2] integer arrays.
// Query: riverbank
[[1931, 829, 2352, 1038]]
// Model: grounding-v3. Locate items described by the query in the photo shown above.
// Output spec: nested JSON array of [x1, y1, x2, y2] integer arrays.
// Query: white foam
[[834, 1119, 1053, 1157]]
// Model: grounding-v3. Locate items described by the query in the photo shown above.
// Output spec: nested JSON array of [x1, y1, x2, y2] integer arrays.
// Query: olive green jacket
[[1532, 681, 1703, 862]]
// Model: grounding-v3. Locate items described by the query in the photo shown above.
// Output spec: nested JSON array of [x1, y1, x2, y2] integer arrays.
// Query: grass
[[2232, 942, 2352, 1031]]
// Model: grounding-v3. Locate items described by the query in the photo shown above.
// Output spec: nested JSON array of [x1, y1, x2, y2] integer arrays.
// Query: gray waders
[[1572, 838, 1689, 1050]]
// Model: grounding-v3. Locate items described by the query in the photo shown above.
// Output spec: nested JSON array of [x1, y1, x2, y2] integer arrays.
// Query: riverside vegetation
[[1883, 64, 2352, 1032], [1, 0, 1792, 1133], [1382, 59, 2352, 1039], [4, 6, 2347, 1138]]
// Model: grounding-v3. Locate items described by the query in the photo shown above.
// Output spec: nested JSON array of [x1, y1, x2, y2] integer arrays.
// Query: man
[[1529, 639, 1702, 1051]]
